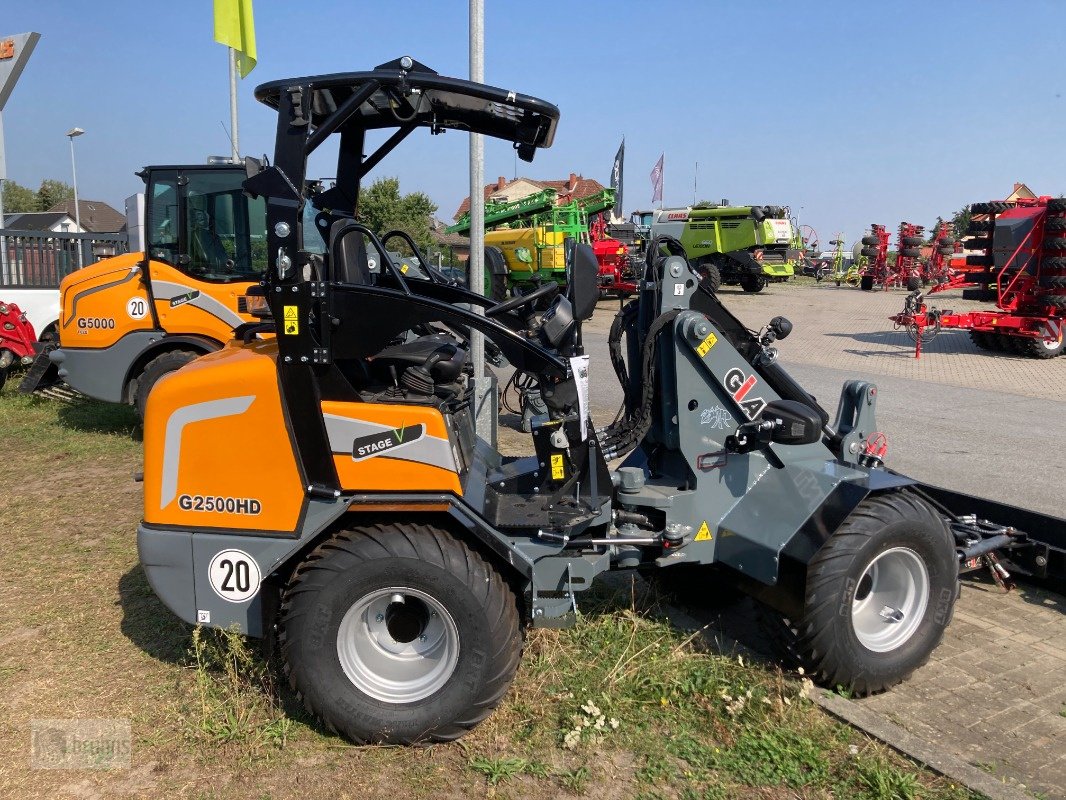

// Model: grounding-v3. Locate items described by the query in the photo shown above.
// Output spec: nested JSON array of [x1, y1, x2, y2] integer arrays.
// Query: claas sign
[[0, 40, 14, 60]]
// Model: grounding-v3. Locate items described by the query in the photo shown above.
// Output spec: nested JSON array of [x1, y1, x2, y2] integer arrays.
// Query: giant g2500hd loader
[[136, 58, 1066, 745]]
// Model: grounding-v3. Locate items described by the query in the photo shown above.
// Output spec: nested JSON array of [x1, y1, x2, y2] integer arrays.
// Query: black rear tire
[[1044, 217, 1066, 232], [133, 349, 199, 420], [969, 330, 994, 350], [0, 363, 8, 393], [761, 492, 957, 695], [1047, 198, 1066, 212], [860, 246, 878, 257], [697, 261, 723, 293], [860, 275, 875, 291], [901, 247, 921, 258], [937, 246, 955, 256], [740, 275, 766, 293], [861, 235, 879, 246], [1024, 330, 1064, 358], [901, 236, 923, 247], [280, 523, 522, 744], [966, 220, 992, 234], [1044, 238, 1066, 251]]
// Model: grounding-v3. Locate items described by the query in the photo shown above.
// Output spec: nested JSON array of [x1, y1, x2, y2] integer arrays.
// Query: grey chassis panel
[[51, 332, 216, 403], [138, 497, 351, 637], [618, 260, 889, 586]]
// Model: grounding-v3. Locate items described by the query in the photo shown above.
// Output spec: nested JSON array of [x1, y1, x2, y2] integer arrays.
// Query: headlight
[[244, 293, 272, 319]]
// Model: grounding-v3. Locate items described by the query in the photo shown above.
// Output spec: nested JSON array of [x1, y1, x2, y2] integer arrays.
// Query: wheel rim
[[337, 586, 460, 703], [850, 547, 929, 653]]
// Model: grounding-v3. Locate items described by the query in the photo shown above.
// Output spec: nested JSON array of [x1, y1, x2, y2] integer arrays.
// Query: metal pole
[[69, 133, 82, 269], [0, 111, 6, 281], [229, 48, 240, 161], [469, 0, 492, 442]]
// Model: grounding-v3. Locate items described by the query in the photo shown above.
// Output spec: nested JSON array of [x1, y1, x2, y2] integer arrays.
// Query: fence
[[0, 229, 130, 288]]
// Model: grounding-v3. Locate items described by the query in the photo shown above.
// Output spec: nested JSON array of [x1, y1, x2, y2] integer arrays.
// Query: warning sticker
[[400, 263, 409, 274], [695, 331, 718, 357], [283, 305, 299, 335], [694, 521, 712, 542], [550, 453, 565, 480]]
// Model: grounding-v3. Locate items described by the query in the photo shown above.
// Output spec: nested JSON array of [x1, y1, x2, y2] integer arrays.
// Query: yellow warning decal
[[696, 332, 718, 357], [550, 453, 565, 480], [400, 263, 409, 274], [694, 521, 712, 541], [283, 305, 299, 335]]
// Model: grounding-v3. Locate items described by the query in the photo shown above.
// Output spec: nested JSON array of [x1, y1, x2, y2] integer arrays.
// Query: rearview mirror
[[762, 399, 822, 445]]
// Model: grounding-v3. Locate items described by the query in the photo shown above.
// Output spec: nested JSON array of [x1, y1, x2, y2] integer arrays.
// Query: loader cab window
[[147, 173, 180, 265], [145, 168, 267, 283], [183, 170, 267, 282]]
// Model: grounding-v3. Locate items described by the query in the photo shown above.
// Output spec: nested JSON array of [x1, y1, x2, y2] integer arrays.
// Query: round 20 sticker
[[126, 297, 148, 320], [208, 549, 262, 603]]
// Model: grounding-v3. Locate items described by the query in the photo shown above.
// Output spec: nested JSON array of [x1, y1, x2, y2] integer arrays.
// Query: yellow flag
[[213, 0, 257, 78]]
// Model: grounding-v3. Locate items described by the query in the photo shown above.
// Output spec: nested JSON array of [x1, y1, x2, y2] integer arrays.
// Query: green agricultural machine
[[650, 204, 799, 292], [448, 187, 617, 292]]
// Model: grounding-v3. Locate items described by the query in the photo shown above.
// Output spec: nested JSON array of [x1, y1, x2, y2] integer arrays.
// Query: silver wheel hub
[[337, 587, 459, 703], [851, 547, 929, 653]]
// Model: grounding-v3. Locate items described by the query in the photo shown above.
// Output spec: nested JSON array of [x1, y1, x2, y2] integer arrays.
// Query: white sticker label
[[569, 354, 591, 440], [197, 609, 211, 624], [673, 283, 685, 296], [126, 297, 148, 320], [207, 549, 262, 603]]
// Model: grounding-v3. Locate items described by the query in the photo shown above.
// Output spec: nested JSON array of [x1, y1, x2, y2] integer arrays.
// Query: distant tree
[[928, 216, 944, 243], [357, 177, 437, 254], [1, 180, 38, 214], [37, 179, 75, 211], [950, 205, 972, 240]]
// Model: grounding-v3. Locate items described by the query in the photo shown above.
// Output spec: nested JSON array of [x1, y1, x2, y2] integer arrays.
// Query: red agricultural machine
[[893, 222, 925, 287], [858, 224, 891, 289], [890, 196, 1066, 359], [0, 301, 39, 391], [923, 221, 959, 286]]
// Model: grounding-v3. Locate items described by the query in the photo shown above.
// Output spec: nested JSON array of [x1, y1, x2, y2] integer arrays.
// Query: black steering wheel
[[485, 281, 559, 318]]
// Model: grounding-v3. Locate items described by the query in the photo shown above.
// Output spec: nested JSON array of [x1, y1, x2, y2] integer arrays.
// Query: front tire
[[280, 523, 522, 744], [762, 492, 957, 695]]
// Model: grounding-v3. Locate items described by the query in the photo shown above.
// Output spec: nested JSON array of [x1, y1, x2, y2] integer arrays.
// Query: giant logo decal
[[723, 367, 767, 420]]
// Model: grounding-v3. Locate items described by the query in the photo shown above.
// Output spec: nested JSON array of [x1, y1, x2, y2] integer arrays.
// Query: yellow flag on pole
[[213, 0, 257, 78]]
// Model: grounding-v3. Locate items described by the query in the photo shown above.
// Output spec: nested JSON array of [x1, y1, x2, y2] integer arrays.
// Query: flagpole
[[693, 161, 698, 205], [660, 156, 664, 211], [228, 46, 239, 161]]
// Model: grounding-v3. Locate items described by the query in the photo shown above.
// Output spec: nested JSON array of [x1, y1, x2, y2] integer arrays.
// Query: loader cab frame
[[141, 164, 268, 285], [245, 57, 571, 495]]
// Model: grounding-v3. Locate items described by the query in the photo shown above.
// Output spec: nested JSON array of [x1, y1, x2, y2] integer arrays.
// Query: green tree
[[950, 205, 972, 240], [928, 216, 944, 243], [1, 180, 39, 214], [36, 179, 75, 211], [356, 176, 437, 254]]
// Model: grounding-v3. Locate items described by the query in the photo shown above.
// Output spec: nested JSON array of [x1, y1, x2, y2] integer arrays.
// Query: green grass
[[0, 387, 987, 799]]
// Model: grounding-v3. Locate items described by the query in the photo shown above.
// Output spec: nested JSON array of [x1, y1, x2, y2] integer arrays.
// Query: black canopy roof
[[254, 57, 559, 156]]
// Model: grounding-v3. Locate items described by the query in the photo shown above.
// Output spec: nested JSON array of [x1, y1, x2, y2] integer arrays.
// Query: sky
[[2, 0, 1065, 247]]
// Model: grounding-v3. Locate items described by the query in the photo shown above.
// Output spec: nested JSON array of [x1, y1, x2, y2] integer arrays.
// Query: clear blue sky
[[3, 0, 1064, 246]]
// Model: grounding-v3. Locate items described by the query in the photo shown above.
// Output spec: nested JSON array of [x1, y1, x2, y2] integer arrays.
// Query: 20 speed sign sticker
[[207, 549, 262, 603]]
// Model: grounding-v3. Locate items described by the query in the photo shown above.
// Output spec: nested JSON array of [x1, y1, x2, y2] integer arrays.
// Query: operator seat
[[566, 239, 600, 323], [328, 219, 468, 390]]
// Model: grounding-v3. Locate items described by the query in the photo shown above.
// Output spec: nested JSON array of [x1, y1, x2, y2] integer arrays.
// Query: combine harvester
[[891, 196, 1066, 358], [132, 58, 1064, 745]]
